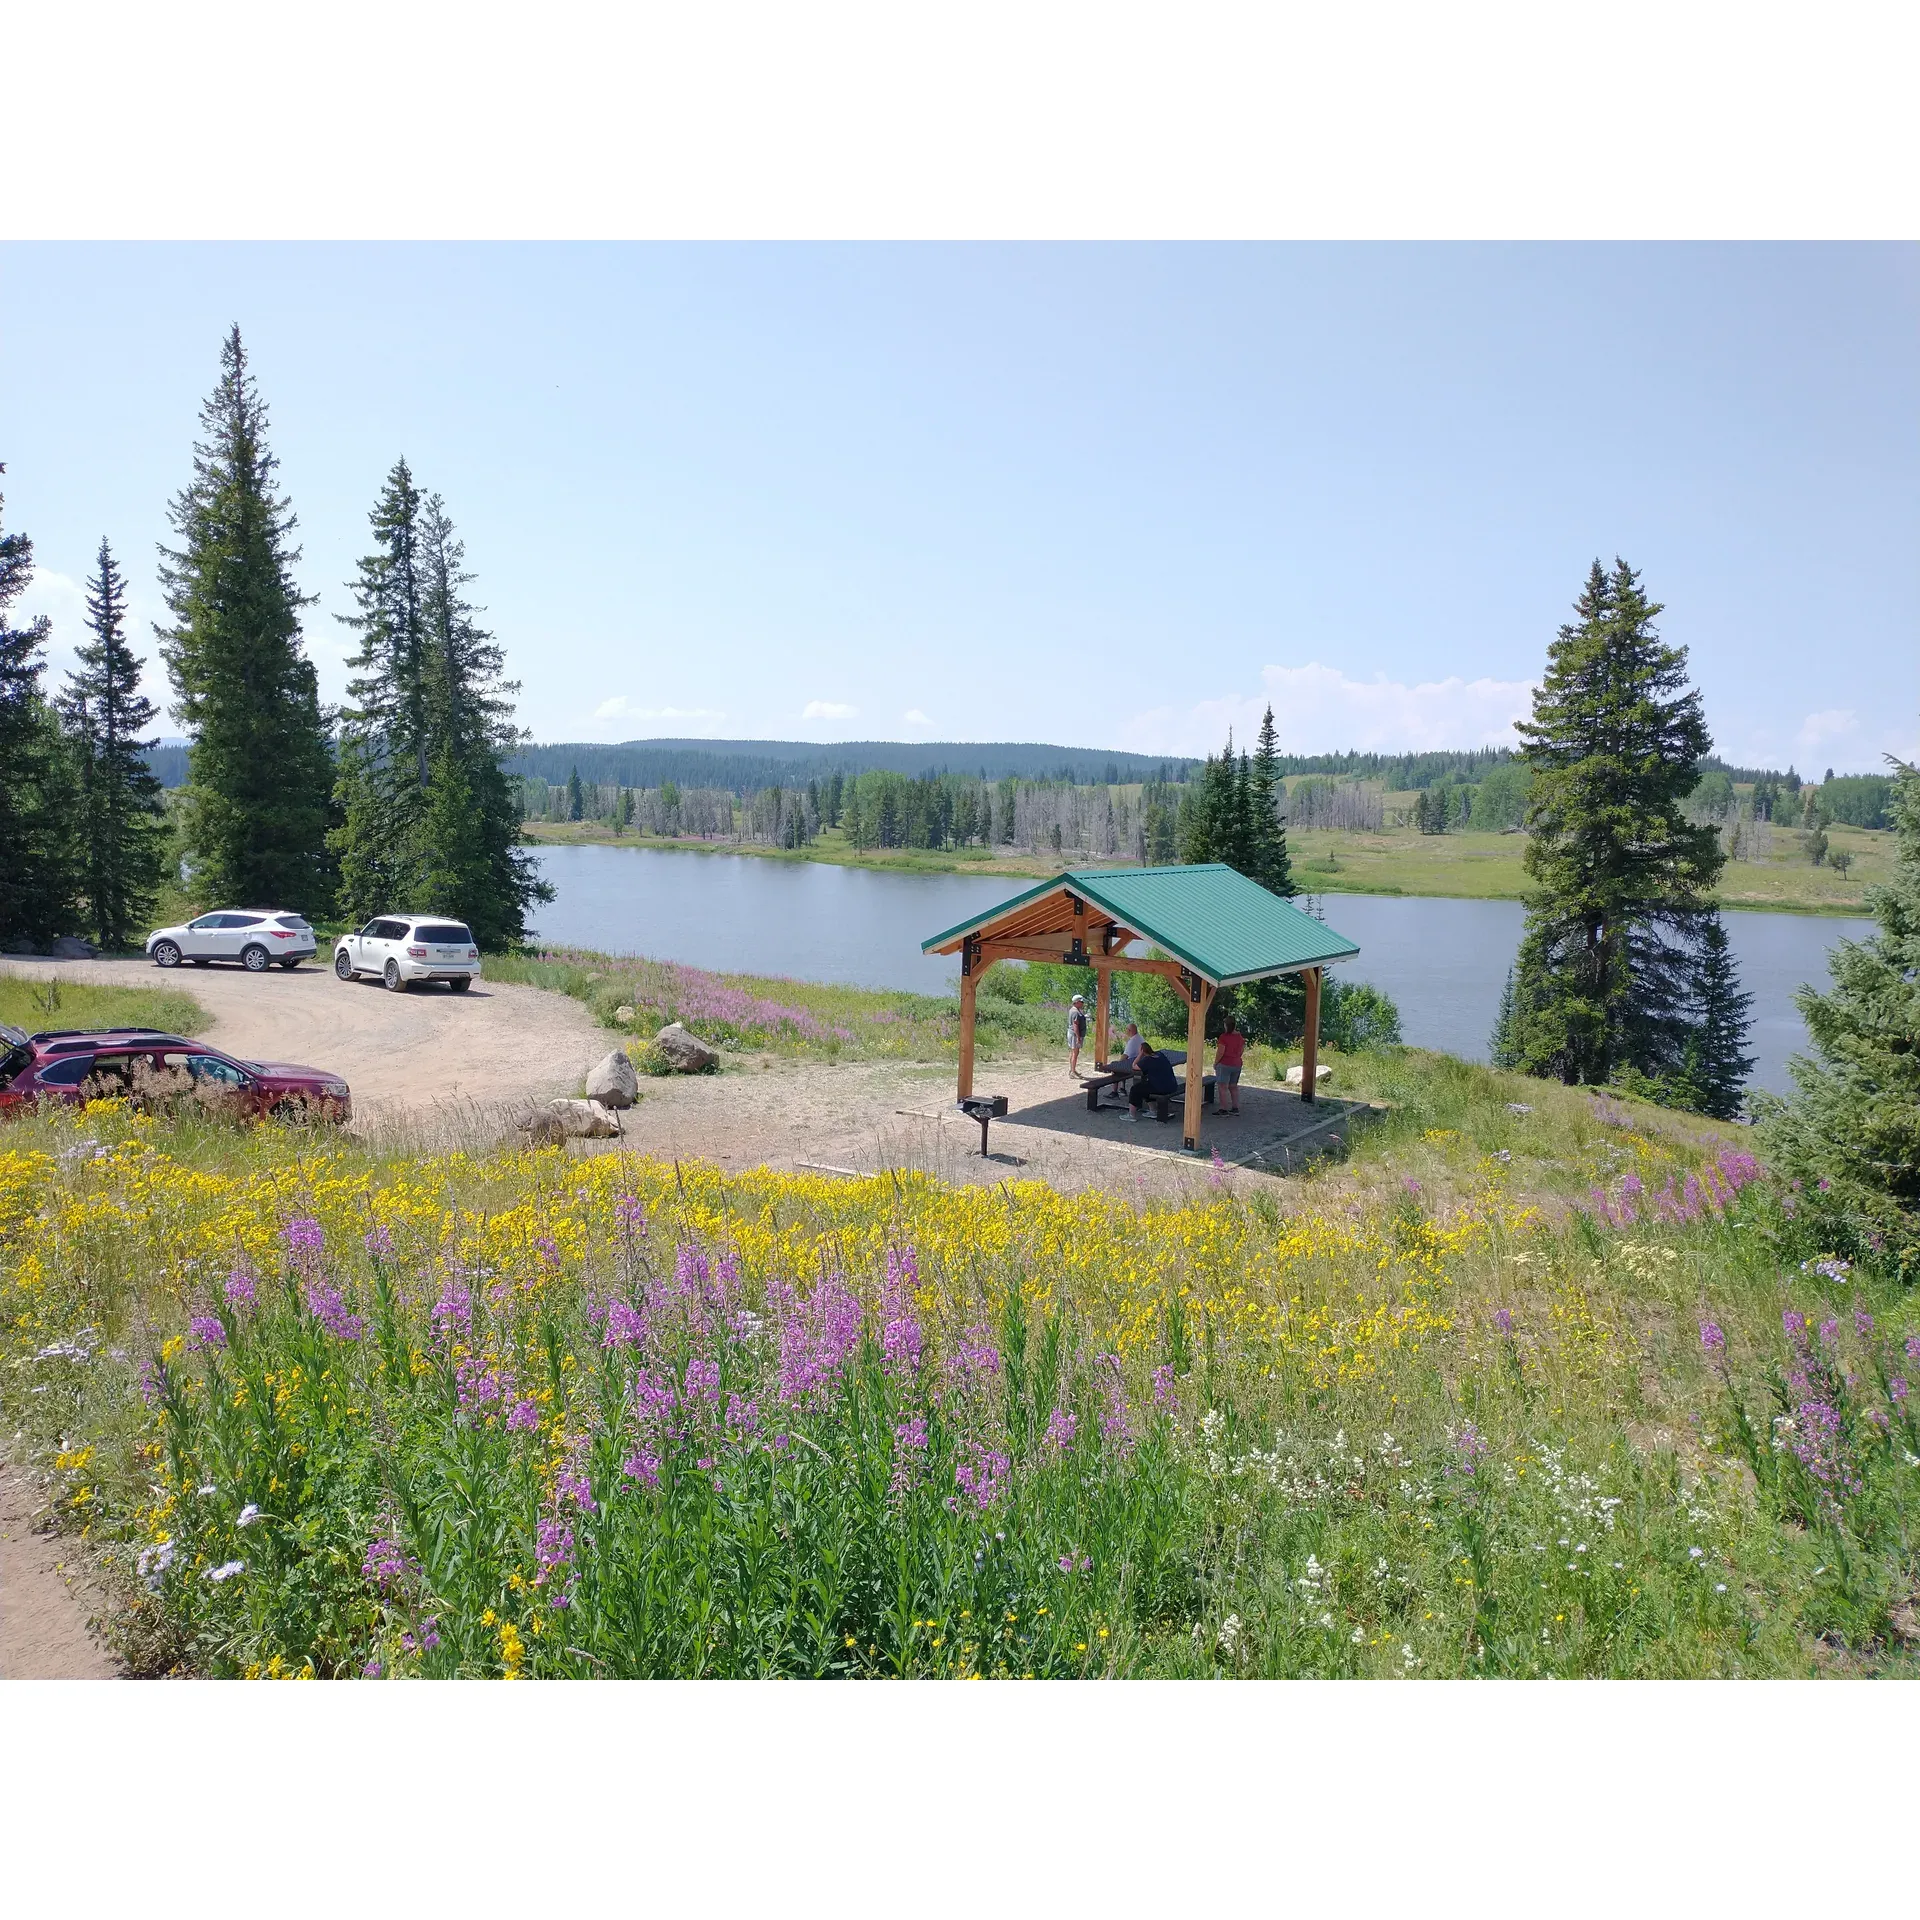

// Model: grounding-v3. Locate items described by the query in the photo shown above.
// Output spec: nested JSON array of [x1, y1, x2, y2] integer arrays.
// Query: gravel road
[[0, 954, 606, 1131]]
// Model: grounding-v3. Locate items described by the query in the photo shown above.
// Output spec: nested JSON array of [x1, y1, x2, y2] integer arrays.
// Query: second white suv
[[333, 916, 481, 993]]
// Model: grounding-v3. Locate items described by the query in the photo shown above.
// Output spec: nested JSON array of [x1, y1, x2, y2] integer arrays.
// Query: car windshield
[[417, 924, 474, 944]]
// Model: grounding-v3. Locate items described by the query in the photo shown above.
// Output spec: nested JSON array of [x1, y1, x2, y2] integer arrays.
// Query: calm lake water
[[529, 845, 1871, 1096]]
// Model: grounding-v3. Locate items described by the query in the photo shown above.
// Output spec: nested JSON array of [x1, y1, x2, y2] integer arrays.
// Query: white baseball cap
[[1071, 993, 1086, 1004]]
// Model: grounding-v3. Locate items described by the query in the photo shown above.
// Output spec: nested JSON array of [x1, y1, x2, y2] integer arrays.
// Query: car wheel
[[334, 950, 355, 981], [152, 939, 181, 969], [242, 943, 271, 973], [449, 976, 472, 993], [384, 959, 407, 992]]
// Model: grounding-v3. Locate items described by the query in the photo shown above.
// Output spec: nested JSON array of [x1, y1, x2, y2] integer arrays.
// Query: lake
[[528, 845, 1872, 1096]]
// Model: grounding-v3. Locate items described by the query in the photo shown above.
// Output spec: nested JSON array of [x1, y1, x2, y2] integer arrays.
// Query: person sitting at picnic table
[[1128, 1041, 1180, 1121], [1213, 1013, 1246, 1114], [1067, 993, 1089, 1076], [1120, 1022, 1144, 1069]]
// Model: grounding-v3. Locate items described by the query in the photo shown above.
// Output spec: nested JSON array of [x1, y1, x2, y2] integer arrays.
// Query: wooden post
[[1093, 962, 1111, 1067], [1183, 972, 1211, 1151], [958, 940, 978, 1101], [1301, 966, 1321, 1105]]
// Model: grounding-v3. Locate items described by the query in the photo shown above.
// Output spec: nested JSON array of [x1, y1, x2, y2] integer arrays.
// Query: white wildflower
[[236, 1503, 262, 1528], [204, 1560, 244, 1583]]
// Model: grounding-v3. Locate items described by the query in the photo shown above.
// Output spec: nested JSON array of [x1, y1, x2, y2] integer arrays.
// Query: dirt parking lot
[[1, 953, 606, 1130]]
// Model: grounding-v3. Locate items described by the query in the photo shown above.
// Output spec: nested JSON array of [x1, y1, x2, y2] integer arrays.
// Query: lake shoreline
[[520, 823, 1880, 919]]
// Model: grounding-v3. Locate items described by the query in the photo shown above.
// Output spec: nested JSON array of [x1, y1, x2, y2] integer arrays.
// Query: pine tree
[[1488, 966, 1520, 1070], [159, 327, 333, 911], [1673, 918, 1755, 1119], [1, 468, 82, 943], [1759, 752, 1920, 1267], [1247, 705, 1295, 895], [566, 766, 584, 822], [58, 538, 167, 948], [1508, 559, 1725, 1087]]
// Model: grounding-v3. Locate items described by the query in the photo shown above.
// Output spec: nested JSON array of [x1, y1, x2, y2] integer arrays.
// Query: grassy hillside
[[0, 973, 210, 1038], [522, 817, 1894, 916], [4, 1057, 1912, 1680]]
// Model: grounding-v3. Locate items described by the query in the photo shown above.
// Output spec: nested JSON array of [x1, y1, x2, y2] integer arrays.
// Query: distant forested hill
[[501, 738, 1197, 791]]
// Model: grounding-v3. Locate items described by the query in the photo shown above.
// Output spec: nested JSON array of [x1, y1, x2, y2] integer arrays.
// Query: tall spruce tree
[[1759, 751, 1920, 1267], [1507, 560, 1726, 1087], [1, 468, 82, 943], [58, 538, 167, 948], [415, 492, 550, 946], [159, 327, 333, 911], [1673, 918, 1755, 1119], [1247, 704, 1295, 896], [332, 459, 429, 923]]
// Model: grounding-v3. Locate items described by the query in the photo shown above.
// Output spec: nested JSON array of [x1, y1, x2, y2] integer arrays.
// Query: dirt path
[[1, 954, 606, 1134], [0, 1466, 120, 1679]]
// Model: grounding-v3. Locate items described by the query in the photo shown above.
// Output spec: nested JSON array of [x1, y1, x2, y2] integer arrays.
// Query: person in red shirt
[[1213, 1015, 1247, 1114]]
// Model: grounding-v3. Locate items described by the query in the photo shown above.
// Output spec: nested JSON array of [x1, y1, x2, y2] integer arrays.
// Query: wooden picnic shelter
[[922, 864, 1361, 1152]]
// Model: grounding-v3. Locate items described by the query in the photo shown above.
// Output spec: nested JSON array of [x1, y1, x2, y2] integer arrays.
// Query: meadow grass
[[0, 973, 210, 1039], [483, 946, 1058, 1064], [2, 1075, 1913, 1679], [521, 818, 1895, 916]]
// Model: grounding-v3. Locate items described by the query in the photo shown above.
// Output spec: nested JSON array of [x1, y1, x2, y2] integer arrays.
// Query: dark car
[[0, 1025, 352, 1123]]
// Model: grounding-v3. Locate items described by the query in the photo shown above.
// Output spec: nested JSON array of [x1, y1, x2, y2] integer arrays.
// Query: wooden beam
[[1301, 965, 1321, 1105], [1093, 961, 1111, 1066], [1183, 973, 1212, 1150], [977, 941, 1190, 984], [958, 942, 979, 1101]]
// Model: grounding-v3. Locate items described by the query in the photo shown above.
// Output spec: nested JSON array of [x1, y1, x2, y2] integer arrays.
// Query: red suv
[[0, 1025, 352, 1123]]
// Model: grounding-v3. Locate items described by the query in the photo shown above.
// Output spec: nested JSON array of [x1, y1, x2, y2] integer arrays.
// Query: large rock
[[613, 1004, 636, 1025], [654, 1022, 719, 1073], [585, 1048, 640, 1109], [0, 937, 39, 956], [518, 1097, 621, 1144], [1284, 1063, 1332, 1086], [49, 935, 98, 959]]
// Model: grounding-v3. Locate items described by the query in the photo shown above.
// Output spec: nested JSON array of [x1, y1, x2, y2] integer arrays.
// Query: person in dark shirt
[[1128, 1042, 1179, 1121]]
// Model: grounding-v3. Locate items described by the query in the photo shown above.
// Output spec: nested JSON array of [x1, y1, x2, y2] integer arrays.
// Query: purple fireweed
[[534, 1517, 575, 1601], [223, 1267, 257, 1312], [401, 1614, 442, 1655], [945, 1325, 1003, 1391], [1818, 1318, 1840, 1348], [189, 1314, 227, 1350], [1892, 1378, 1909, 1404], [622, 1446, 662, 1490], [281, 1216, 324, 1261], [1700, 1320, 1726, 1353], [1096, 1354, 1134, 1457], [363, 1224, 394, 1256], [614, 1192, 648, 1232], [362, 1533, 417, 1594], [506, 1397, 540, 1432], [776, 1277, 861, 1402], [303, 1280, 366, 1342], [881, 1247, 924, 1377], [1453, 1423, 1490, 1476], [1907, 1335, 1920, 1365], [554, 1460, 596, 1513], [431, 1279, 473, 1342], [632, 1368, 676, 1427], [1783, 1309, 1807, 1341], [1044, 1408, 1078, 1452], [684, 1356, 721, 1404], [602, 1297, 648, 1349], [889, 1414, 930, 1499], [1853, 1309, 1874, 1338], [952, 1442, 1011, 1512], [1151, 1364, 1179, 1413], [725, 1392, 759, 1436], [1493, 1308, 1514, 1337]]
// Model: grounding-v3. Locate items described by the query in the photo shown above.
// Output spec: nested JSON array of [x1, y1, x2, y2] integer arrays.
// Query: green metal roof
[[922, 865, 1360, 987]]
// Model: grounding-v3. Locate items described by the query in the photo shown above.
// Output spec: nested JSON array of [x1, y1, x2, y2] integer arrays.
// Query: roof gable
[[923, 864, 1359, 985]]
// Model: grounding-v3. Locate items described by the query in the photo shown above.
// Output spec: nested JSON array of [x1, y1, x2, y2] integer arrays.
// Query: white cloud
[[1796, 708, 1859, 753], [902, 708, 932, 728], [1118, 661, 1536, 758], [802, 700, 857, 721], [592, 696, 726, 724]]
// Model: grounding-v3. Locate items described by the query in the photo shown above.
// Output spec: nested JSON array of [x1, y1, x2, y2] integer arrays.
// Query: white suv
[[333, 916, 481, 992], [148, 910, 318, 972]]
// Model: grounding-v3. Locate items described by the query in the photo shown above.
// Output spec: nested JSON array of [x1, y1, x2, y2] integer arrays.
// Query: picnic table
[[1080, 1052, 1214, 1121]]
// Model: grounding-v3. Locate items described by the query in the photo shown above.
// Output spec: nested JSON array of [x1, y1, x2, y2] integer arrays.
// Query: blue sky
[[3, 243, 1914, 771]]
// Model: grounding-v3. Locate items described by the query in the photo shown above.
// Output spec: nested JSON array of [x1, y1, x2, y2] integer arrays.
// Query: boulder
[[654, 1022, 719, 1073], [518, 1097, 621, 1143], [49, 935, 98, 959], [0, 937, 39, 956], [585, 1048, 640, 1109], [1284, 1063, 1332, 1086]]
